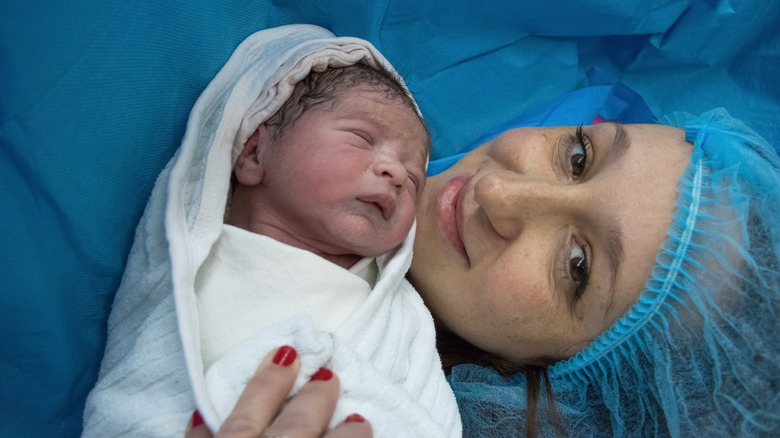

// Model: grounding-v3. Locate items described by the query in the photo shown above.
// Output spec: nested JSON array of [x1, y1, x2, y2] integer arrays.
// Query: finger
[[262, 367, 340, 437], [185, 410, 213, 438], [325, 413, 373, 438], [217, 346, 300, 438]]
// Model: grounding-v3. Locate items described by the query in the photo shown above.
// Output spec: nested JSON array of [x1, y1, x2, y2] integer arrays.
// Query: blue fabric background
[[1, 1, 778, 435]]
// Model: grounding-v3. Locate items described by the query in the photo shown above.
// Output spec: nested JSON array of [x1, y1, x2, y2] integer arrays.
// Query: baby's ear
[[234, 124, 271, 186]]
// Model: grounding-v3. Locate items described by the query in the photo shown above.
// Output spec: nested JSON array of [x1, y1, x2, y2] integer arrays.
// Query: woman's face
[[409, 122, 692, 364]]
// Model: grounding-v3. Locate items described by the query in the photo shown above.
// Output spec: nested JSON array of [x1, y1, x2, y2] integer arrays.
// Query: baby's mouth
[[358, 193, 396, 221]]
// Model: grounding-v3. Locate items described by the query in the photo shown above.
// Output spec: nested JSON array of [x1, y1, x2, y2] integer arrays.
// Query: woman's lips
[[436, 175, 470, 263]]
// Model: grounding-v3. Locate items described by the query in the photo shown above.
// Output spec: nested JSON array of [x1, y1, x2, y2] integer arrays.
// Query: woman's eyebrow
[[597, 121, 631, 317], [602, 221, 624, 317], [601, 121, 631, 167]]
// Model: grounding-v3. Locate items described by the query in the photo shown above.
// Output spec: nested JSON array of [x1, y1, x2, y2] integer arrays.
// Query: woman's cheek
[[484, 264, 548, 315]]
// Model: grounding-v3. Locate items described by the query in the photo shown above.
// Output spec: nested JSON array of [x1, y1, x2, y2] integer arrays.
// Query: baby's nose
[[374, 156, 408, 191]]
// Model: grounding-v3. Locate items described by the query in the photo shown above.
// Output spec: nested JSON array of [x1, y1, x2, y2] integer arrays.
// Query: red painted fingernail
[[310, 367, 333, 381], [345, 413, 365, 423], [191, 410, 204, 428], [272, 345, 297, 366]]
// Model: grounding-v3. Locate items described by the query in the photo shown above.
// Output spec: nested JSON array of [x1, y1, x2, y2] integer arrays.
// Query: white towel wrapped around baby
[[82, 24, 461, 438]]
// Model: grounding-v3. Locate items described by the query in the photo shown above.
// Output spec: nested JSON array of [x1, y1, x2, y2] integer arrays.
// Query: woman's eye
[[569, 243, 589, 299], [571, 143, 586, 176], [570, 125, 592, 180]]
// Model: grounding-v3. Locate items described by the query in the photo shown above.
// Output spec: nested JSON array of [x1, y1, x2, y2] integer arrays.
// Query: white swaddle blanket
[[82, 24, 460, 437]]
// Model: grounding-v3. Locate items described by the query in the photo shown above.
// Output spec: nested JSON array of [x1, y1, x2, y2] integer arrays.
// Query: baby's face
[[260, 85, 429, 258]]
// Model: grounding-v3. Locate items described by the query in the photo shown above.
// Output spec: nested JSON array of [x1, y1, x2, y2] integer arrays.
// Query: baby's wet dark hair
[[264, 62, 430, 153]]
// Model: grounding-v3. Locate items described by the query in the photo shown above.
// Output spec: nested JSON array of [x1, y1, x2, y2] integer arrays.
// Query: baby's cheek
[[400, 197, 417, 230]]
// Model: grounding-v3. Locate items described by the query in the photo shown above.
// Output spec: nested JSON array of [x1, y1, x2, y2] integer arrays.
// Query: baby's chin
[[329, 236, 406, 259], [323, 215, 413, 257], [304, 236, 400, 270], [321, 224, 411, 259]]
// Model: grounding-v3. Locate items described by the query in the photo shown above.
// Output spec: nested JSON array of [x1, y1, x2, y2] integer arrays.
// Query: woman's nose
[[373, 155, 408, 192], [474, 171, 576, 240]]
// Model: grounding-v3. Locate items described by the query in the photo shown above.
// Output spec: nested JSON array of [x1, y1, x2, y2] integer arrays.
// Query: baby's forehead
[[333, 84, 416, 116]]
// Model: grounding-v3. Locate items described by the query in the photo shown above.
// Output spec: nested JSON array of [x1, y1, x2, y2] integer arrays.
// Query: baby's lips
[[358, 193, 396, 221]]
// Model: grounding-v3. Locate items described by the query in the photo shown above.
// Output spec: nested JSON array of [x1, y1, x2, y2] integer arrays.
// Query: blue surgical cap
[[448, 108, 780, 437]]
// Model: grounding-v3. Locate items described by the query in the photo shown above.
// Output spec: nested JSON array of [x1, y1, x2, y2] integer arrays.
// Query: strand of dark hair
[[436, 322, 563, 438], [265, 62, 426, 145]]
